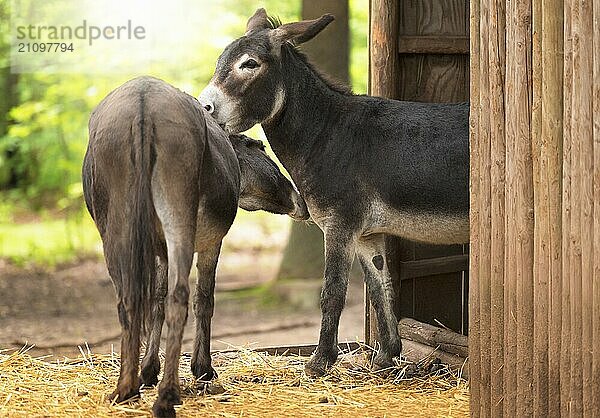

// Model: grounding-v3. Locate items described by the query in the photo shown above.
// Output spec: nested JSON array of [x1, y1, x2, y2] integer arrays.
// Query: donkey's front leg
[[305, 228, 355, 377], [190, 243, 221, 381]]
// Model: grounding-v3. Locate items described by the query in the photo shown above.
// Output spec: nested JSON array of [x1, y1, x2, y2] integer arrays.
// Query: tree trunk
[[276, 0, 349, 280]]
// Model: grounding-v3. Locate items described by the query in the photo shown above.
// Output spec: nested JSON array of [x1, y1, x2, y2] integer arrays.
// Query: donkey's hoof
[[191, 364, 218, 381], [140, 362, 160, 388], [153, 387, 181, 417], [109, 387, 140, 404], [305, 353, 337, 377], [152, 402, 176, 418], [373, 352, 396, 372]]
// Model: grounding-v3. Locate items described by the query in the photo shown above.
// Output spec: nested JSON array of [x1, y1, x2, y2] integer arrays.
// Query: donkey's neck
[[262, 46, 349, 185]]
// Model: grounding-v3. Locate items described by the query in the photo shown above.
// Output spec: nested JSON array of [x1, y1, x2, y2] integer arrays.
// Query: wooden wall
[[470, 0, 600, 416], [369, 0, 471, 339]]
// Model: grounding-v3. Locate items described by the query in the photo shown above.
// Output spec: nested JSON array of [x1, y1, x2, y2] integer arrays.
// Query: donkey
[[199, 9, 470, 377], [83, 76, 308, 417]]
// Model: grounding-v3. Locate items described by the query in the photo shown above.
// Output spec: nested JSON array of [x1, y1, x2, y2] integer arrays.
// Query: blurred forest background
[[0, 0, 368, 269]]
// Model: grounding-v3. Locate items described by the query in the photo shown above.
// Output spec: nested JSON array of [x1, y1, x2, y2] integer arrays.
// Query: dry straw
[[0, 344, 468, 417]]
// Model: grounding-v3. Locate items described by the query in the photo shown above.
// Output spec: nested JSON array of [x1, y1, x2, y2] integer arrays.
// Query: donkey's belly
[[365, 200, 469, 245]]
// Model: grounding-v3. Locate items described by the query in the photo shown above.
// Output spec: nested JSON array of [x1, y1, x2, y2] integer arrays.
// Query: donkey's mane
[[266, 13, 353, 96], [291, 48, 354, 96]]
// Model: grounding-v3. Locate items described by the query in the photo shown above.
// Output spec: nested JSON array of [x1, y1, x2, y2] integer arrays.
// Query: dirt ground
[[0, 252, 365, 359]]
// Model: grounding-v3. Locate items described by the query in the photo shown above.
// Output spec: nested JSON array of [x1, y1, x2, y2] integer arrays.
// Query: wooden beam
[[398, 254, 469, 280], [369, 0, 399, 98], [398, 318, 468, 358], [401, 339, 468, 378], [398, 35, 469, 54]]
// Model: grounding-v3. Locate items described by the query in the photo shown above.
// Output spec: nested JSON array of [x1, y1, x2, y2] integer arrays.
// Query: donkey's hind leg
[[356, 234, 401, 370], [140, 252, 168, 387], [105, 241, 143, 403], [151, 186, 197, 417]]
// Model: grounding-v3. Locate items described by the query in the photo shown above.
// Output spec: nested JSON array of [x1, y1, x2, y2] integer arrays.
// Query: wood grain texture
[[398, 0, 469, 103], [398, 35, 469, 54], [593, 0, 600, 414], [513, 1, 535, 415], [574, 0, 595, 415], [561, 1, 573, 415], [487, 0, 506, 415], [398, 255, 469, 280], [503, 0, 518, 414], [568, 0, 584, 414], [470, 0, 599, 415], [468, 0, 481, 414], [370, 0, 399, 98], [541, 0, 564, 414], [531, 0, 549, 415], [477, 0, 492, 414]]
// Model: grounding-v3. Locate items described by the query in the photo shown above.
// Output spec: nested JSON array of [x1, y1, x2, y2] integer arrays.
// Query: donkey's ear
[[270, 14, 334, 46], [246, 8, 270, 34]]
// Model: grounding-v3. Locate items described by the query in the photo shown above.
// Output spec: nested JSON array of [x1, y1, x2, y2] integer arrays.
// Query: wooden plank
[[531, 0, 548, 415], [513, 0, 535, 415], [575, 0, 595, 415], [398, 35, 469, 54], [468, 0, 481, 414], [561, 0, 573, 414], [414, 274, 464, 333], [541, 0, 564, 414], [560, 2, 573, 417], [370, 0, 399, 98], [398, 255, 468, 280], [569, 0, 584, 414], [398, 0, 469, 103], [488, 0, 506, 414], [593, 0, 600, 414], [477, 0, 492, 414], [503, 0, 518, 413]]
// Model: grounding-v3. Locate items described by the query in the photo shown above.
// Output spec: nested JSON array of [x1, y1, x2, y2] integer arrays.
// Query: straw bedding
[[0, 345, 469, 417]]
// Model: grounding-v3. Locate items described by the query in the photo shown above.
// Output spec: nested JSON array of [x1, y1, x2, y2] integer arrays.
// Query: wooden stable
[[470, 0, 600, 416], [369, 0, 600, 416], [367, 0, 471, 342]]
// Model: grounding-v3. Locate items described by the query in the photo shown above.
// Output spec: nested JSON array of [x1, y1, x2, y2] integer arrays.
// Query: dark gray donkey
[[83, 76, 308, 417], [199, 9, 469, 377]]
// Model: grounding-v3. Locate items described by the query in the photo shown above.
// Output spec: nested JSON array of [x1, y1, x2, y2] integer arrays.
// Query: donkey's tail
[[125, 104, 157, 338]]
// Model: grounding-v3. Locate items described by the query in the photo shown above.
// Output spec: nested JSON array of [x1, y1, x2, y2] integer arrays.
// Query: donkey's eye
[[240, 59, 260, 69]]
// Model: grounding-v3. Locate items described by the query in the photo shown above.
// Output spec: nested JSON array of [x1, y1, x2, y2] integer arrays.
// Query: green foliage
[[0, 0, 369, 266], [0, 207, 101, 266]]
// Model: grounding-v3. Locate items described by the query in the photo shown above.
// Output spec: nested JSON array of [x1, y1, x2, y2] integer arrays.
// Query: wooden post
[[367, 0, 399, 347], [503, 0, 518, 414], [593, 0, 600, 414], [369, 0, 399, 99], [574, 0, 595, 415], [488, 1, 506, 415], [541, 0, 564, 413], [477, 0, 492, 414], [513, 1, 535, 415], [531, 0, 549, 415], [568, 0, 584, 414], [468, 0, 481, 415], [561, 1, 573, 414]]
